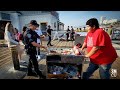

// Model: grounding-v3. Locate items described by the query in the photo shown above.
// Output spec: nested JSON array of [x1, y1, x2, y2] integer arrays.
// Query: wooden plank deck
[[1, 40, 119, 79], [24, 40, 120, 79], [0, 46, 28, 79]]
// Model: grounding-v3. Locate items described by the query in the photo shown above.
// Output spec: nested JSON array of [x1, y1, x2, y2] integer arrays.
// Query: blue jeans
[[82, 62, 112, 79]]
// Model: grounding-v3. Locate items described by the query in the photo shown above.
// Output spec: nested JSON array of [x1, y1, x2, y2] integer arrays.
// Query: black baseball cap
[[30, 20, 39, 26], [48, 25, 51, 27]]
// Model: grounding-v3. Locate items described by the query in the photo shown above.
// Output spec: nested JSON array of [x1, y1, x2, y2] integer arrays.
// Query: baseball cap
[[30, 20, 39, 26], [48, 25, 51, 27]]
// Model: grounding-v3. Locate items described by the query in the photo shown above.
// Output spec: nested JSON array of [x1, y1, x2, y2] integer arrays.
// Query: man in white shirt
[[35, 24, 45, 60], [52, 30, 60, 41]]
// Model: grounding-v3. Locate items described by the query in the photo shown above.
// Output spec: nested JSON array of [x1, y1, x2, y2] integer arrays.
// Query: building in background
[[58, 22, 64, 30], [102, 18, 120, 25], [100, 16, 106, 25], [0, 11, 64, 39]]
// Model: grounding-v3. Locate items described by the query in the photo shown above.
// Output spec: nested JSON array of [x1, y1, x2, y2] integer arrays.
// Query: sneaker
[[37, 55, 41, 60], [20, 60, 26, 63]]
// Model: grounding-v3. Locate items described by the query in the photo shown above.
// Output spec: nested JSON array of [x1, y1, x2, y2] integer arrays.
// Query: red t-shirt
[[84, 28, 118, 65]]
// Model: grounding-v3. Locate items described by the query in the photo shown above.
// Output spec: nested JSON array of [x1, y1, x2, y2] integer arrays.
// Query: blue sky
[[57, 11, 120, 30]]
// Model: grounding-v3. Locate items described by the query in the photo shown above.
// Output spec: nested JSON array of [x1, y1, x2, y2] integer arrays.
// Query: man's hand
[[47, 33, 51, 37], [43, 35, 45, 38], [85, 54, 89, 58], [48, 35, 51, 37], [80, 48, 84, 51], [80, 42, 87, 51], [84, 46, 100, 58], [42, 46, 49, 53], [40, 35, 45, 38], [6, 22, 10, 26]]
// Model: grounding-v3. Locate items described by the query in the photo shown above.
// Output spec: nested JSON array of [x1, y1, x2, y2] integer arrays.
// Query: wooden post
[[10, 45, 20, 70]]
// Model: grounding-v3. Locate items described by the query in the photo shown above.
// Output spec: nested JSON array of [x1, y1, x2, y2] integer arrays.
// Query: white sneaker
[[20, 60, 26, 63], [37, 55, 41, 60]]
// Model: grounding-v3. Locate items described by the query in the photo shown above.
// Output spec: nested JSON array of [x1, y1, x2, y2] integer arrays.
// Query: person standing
[[14, 28, 26, 63], [81, 18, 118, 79], [21, 26, 28, 45], [4, 23, 19, 47], [52, 30, 60, 41], [70, 26, 75, 41], [24, 20, 47, 79], [66, 26, 70, 41], [4, 23, 24, 63], [47, 25, 53, 46], [107, 25, 113, 38], [35, 24, 45, 60]]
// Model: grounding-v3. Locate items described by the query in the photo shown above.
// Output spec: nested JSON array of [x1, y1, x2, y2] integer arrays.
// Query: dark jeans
[[38, 47, 40, 55], [82, 62, 112, 79], [47, 36, 52, 45], [28, 53, 42, 76], [70, 34, 75, 41], [66, 33, 69, 41]]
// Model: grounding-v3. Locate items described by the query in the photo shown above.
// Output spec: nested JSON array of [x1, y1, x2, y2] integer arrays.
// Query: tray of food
[[47, 48, 84, 55], [47, 48, 84, 64]]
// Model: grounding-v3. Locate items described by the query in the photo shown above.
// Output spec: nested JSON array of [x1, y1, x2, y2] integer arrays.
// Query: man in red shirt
[[81, 18, 118, 79]]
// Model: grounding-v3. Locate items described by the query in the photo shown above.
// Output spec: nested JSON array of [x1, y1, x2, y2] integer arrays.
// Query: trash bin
[[46, 51, 84, 79]]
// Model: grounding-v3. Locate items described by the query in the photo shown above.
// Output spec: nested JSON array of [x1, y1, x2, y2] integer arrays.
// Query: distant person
[[70, 26, 75, 41], [81, 18, 118, 79], [66, 26, 70, 41], [14, 28, 20, 41], [14, 28, 26, 63], [21, 26, 28, 45], [83, 27, 86, 31], [107, 25, 113, 38], [76, 28, 78, 32], [47, 25, 53, 46], [35, 24, 45, 60], [79, 28, 81, 32], [53, 30, 60, 41]]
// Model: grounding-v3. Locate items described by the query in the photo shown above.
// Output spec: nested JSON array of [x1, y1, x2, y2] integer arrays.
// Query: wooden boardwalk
[[0, 40, 120, 79], [24, 40, 120, 79]]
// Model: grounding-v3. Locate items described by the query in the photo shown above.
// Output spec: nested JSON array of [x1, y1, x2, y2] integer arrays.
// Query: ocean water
[[52, 31, 87, 39]]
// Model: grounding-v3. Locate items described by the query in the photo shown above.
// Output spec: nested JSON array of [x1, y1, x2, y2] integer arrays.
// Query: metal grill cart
[[46, 48, 85, 79]]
